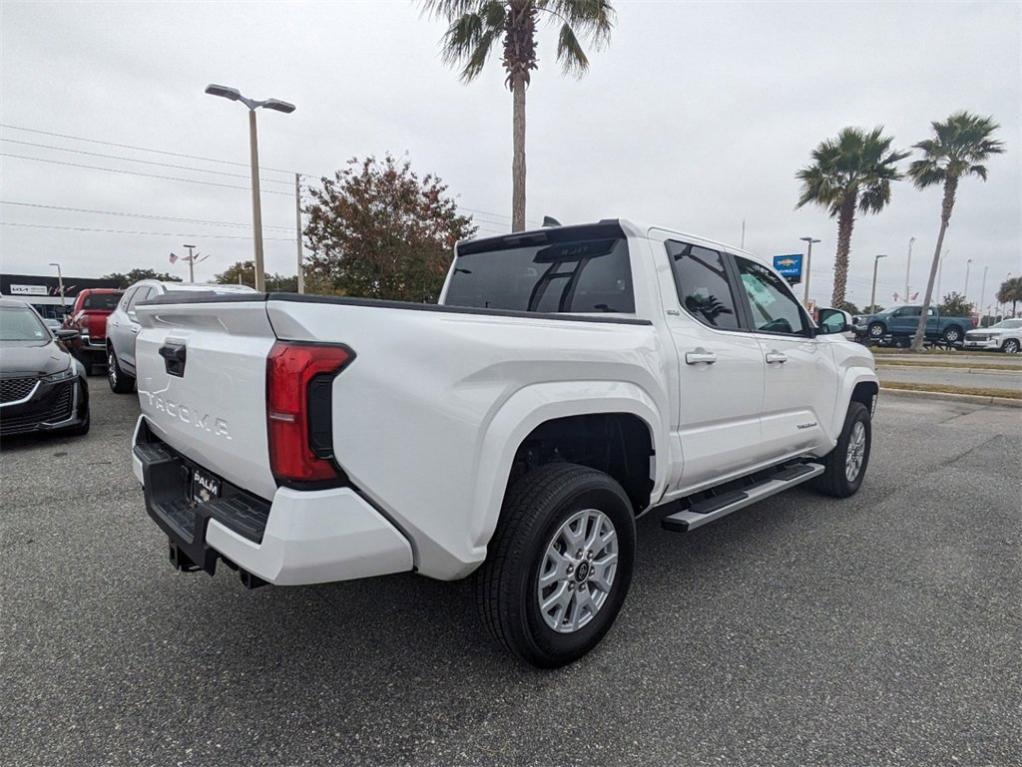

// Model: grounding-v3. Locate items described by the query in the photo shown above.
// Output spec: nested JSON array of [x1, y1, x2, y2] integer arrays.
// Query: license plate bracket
[[190, 466, 222, 504]]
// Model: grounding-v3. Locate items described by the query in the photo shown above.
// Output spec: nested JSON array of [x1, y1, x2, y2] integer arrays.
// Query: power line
[[0, 221, 294, 240], [0, 200, 293, 231], [0, 138, 294, 185], [0, 122, 298, 175], [0, 153, 294, 196]]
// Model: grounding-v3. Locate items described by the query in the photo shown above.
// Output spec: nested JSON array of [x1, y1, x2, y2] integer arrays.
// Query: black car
[[0, 298, 90, 438]]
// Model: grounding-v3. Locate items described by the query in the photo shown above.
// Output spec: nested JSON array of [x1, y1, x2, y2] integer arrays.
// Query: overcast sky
[[2, 1, 1019, 309]]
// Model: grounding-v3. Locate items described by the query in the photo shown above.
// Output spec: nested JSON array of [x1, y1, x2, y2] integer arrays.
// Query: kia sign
[[772, 254, 803, 285]]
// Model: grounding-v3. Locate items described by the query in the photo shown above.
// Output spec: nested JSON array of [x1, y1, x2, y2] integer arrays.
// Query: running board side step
[[661, 462, 825, 532]]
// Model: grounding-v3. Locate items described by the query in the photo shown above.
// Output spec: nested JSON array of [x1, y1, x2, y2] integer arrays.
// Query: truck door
[[731, 256, 836, 460], [660, 240, 765, 489]]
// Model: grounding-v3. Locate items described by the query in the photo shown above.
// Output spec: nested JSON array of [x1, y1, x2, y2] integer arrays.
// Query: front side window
[[735, 257, 809, 336], [666, 241, 740, 330], [445, 225, 634, 313]]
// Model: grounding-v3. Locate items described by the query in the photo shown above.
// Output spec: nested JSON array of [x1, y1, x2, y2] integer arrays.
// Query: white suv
[[106, 281, 256, 393]]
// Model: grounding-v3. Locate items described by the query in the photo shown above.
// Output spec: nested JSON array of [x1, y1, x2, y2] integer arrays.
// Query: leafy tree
[[424, 0, 614, 231], [215, 261, 298, 292], [102, 269, 182, 288], [860, 304, 883, 315], [938, 291, 974, 317], [303, 154, 476, 302], [796, 127, 908, 307], [836, 300, 860, 315], [997, 276, 1022, 317], [907, 112, 1004, 349]]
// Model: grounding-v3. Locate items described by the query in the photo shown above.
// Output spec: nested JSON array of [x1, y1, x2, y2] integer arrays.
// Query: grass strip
[[875, 359, 1022, 372], [879, 381, 1022, 400]]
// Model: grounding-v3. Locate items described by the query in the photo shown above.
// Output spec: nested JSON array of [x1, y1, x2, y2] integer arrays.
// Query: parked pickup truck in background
[[130, 219, 878, 667], [853, 304, 976, 346], [62, 288, 122, 373]]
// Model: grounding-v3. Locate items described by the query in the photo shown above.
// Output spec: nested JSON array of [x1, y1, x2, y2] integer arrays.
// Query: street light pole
[[870, 254, 887, 312], [799, 236, 820, 308], [905, 236, 914, 302], [205, 84, 296, 293], [979, 265, 988, 326], [964, 258, 972, 303]]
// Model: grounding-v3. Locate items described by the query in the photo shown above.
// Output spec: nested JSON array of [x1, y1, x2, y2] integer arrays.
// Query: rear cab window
[[666, 241, 741, 330], [444, 223, 634, 314], [82, 293, 122, 311]]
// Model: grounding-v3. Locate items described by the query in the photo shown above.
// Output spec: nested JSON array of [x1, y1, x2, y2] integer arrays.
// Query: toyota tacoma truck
[[130, 220, 878, 667]]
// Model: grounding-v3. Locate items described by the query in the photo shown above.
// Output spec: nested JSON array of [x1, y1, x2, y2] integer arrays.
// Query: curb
[[880, 387, 1022, 409]]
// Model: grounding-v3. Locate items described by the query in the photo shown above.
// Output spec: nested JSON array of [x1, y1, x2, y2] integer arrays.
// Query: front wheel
[[476, 463, 636, 668], [813, 402, 871, 498], [867, 322, 886, 340], [1002, 338, 1020, 355]]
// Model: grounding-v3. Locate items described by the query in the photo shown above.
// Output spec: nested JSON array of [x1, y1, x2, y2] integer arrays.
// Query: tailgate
[[135, 299, 278, 500]]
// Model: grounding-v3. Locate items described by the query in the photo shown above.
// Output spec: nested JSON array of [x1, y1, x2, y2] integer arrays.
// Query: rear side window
[[118, 287, 137, 310], [445, 226, 634, 314], [666, 241, 741, 330], [127, 287, 153, 311]]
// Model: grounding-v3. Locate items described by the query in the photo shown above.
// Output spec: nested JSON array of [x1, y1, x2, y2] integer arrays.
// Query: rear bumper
[[131, 416, 413, 586]]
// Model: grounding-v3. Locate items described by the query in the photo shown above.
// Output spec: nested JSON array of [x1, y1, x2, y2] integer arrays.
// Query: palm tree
[[907, 111, 1005, 349], [423, 0, 614, 231], [796, 127, 908, 306], [997, 276, 1022, 317]]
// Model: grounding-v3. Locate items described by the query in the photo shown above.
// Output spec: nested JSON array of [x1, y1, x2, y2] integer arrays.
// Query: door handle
[[685, 348, 717, 365], [765, 350, 788, 364], [130, 326, 140, 334]]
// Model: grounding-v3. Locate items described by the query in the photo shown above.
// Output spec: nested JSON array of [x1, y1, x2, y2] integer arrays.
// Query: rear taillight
[[266, 341, 354, 485]]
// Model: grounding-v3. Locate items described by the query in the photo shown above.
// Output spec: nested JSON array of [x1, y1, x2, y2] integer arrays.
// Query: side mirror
[[817, 307, 851, 335], [55, 328, 79, 340]]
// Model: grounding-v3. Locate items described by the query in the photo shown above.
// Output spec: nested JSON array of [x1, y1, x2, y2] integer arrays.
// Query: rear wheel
[[476, 463, 636, 668], [813, 402, 871, 498], [942, 325, 963, 345], [107, 347, 134, 393]]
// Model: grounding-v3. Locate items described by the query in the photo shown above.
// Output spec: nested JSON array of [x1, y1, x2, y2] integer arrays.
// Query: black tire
[[942, 325, 963, 345], [1002, 338, 1020, 355], [867, 322, 886, 340], [107, 346, 134, 393], [813, 402, 871, 498], [476, 462, 636, 668]]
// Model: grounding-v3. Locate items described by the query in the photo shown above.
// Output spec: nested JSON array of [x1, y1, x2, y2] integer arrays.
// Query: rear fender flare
[[468, 380, 667, 558]]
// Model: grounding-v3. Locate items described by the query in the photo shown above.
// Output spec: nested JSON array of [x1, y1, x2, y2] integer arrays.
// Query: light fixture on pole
[[205, 83, 296, 293], [905, 236, 915, 302], [799, 236, 820, 307], [48, 262, 66, 314], [870, 254, 887, 312]]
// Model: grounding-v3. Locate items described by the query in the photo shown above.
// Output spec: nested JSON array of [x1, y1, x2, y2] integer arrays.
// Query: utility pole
[[905, 236, 915, 302], [295, 173, 305, 294], [740, 220, 746, 249], [800, 236, 820, 308], [183, 243, 197, 282], [870, 254, 887, 313], [979, 265, 988, 326]]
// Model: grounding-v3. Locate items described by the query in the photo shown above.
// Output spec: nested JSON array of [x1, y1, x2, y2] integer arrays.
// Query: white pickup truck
[[131, 220, 877, 667]]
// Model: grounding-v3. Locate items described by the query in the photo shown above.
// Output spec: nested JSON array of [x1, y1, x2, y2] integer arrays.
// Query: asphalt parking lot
[[2, 384, 1020, 767]]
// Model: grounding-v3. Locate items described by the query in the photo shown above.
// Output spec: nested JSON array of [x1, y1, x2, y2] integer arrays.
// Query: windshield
[[992, 319, 1022, 329], [444, 225, 634, 314], [82, 293, 122, 310], [0, 305, 49, 341]]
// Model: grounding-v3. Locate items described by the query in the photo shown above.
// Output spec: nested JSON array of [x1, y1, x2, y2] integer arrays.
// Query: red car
[[62, 288, 123, 373]]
